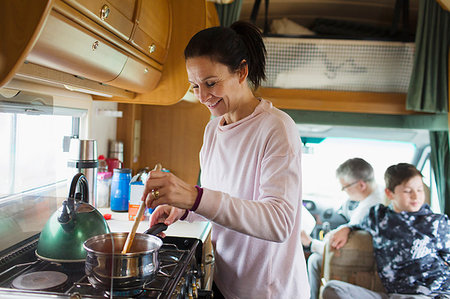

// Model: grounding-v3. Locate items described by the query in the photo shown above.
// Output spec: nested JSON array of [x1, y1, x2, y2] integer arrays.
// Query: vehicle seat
[[319, 230, 386, 298]]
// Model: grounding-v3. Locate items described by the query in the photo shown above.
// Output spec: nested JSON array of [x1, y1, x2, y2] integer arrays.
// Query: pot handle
[[144, 223, 168, 236]]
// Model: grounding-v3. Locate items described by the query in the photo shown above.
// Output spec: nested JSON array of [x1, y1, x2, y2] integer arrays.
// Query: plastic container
[[110, 168, 132, 212], [97, 171, 112, 208], [98, 155, 108, 173], [106, 158, 122, 173], [129, 170, 152, 220]]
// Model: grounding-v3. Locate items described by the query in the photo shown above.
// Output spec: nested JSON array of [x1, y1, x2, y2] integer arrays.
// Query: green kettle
[[36, 173, 110, 262]]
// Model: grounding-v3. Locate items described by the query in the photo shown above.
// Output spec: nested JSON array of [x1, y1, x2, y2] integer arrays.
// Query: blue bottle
[[110, 168, 132, 212]]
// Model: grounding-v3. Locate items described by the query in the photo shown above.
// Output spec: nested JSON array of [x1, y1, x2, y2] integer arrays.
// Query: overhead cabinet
[[27, 9, 129, 84], [0, 0, 206, 103], [64, 0, 137, 42], [64, 0, 171, 65], [132, 0, 171, 65]]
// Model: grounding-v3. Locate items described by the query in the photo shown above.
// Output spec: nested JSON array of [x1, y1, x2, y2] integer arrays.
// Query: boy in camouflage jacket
[[323, 163, 450, 298]]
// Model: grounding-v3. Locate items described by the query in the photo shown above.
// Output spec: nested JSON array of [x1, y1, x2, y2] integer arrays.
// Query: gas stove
[[0, 234, 212, 299]]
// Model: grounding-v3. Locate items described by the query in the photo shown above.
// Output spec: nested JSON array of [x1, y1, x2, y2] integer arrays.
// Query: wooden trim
[[436, 0, 450, 11], [116, 103, 142, 173], [255, 87, 420, 115]]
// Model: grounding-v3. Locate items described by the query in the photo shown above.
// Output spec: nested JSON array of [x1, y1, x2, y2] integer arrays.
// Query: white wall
[[88, 100, 118, 157]]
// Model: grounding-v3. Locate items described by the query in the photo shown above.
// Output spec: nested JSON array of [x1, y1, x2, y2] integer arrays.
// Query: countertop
[[97, 208, 212, 243]]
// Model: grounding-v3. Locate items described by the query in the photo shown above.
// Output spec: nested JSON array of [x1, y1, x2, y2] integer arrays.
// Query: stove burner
[[12, 271, 68, 290]]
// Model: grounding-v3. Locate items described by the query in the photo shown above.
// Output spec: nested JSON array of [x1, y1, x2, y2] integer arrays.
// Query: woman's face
[[385, 175, 425, 213], [186, 56, 243, 118]]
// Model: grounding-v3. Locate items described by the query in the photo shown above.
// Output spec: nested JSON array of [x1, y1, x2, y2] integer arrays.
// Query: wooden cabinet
[[27, 9, 128, 83], [0, 0, 208, 104], [63, 0, 137, 41], [131, 0, 171, 65], [106, 56, 161, 93]]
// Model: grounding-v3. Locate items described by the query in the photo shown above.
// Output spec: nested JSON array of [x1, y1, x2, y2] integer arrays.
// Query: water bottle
[[110, 168, 132, 212]]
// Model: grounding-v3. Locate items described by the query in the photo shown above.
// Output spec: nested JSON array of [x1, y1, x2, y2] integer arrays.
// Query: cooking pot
[[36, 173, 110, 262], [83, 223, 168, 290]]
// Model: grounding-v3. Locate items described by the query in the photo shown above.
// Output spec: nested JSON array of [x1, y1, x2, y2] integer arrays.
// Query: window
[[0, 111, 82, 199], [417, 146, 440, 213], [301, 137, 417, 209]]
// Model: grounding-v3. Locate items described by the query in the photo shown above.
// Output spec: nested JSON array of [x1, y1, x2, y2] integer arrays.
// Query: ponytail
[[184, 21, 267, 89]]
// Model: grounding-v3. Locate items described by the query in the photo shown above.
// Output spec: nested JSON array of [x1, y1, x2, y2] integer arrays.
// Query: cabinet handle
[[92, 41, 99, 51], [149, 44, 156, 54], [100, 4, 110, 20]]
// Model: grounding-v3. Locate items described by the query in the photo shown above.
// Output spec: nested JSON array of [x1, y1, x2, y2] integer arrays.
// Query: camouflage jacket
[[352, 204, 450, 295]]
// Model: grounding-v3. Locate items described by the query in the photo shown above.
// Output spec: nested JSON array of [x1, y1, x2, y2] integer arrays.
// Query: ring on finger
[[151, 189, 160, 200]]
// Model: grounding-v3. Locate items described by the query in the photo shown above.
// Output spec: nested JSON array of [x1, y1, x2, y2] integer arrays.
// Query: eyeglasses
[[341, 181, 359, 191]]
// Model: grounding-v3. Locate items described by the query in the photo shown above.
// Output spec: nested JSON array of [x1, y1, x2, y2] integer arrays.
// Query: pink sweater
[[186, 99, 310, 298]]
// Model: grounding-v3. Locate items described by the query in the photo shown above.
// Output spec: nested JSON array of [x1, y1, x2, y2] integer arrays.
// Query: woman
[[143, 21, 309, 299]]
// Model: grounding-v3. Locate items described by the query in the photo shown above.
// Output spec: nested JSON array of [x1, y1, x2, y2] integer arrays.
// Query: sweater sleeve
[[311, 239, 325, 255], [195, 151, 302, 243]]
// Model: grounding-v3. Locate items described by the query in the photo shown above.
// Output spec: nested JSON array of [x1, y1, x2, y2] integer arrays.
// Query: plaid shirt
[[352, 204, 450, 295]]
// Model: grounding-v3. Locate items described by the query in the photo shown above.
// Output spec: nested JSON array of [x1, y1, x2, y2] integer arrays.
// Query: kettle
[[36, 173, 110, 262]]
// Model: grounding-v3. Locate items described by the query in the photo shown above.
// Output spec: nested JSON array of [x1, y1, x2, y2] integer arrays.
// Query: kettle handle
[[69, 173, 89, 203]]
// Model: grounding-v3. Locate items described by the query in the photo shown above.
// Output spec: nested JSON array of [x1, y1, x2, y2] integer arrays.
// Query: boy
[[323, 163, 450, 298]]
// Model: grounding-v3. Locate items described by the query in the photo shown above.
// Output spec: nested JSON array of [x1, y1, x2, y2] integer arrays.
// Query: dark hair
[[336, 158, 375, 183], [384, 163, 423, 192], [184, 21, 266, 89]]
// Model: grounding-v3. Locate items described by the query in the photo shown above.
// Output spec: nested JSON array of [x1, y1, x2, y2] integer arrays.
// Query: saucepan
[[83, 223, 167, 290]]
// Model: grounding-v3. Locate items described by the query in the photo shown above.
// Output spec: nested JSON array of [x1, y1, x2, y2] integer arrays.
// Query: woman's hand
[[150, 205, 186, 226], [329, 226, 351, 250], [149, 205, 186, 238], [141, 169, 198, 210]]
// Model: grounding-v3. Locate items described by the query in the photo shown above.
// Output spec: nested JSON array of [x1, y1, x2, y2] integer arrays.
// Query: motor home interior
[[0, 0, 449, 298]]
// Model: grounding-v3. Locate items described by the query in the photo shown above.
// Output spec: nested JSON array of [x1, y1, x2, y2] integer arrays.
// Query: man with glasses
[[302, 157, 384, 299]]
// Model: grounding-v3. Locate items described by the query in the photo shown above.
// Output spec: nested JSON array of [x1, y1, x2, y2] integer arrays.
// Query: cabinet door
[[106, 57, 161, 93], [27, 10, 127, 83], [131, 0, 171, 65], [64, 0, 136, 41]]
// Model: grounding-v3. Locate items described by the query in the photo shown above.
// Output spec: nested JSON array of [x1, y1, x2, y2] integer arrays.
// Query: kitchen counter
[[97, 208, 212, 243]]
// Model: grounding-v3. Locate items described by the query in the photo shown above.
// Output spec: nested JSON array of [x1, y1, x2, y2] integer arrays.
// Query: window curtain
[[430, 131, 450, 215], [406, 0, 449, 113], [406, 1, 450, 215], [215, 0, 243, 27]]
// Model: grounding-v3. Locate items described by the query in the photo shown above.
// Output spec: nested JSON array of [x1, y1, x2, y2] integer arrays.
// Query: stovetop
[[0, 234, 203, 299]]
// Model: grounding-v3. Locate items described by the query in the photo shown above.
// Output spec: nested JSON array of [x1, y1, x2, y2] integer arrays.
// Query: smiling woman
[[143, 21, 310, 299]]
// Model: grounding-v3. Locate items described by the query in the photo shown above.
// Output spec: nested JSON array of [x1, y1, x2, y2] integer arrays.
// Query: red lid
[[103, 213, 112, 220], [98, 154, 105, 160]]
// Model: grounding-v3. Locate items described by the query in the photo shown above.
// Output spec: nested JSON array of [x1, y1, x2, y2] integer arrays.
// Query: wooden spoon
[[121, 163, 162, 254]]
